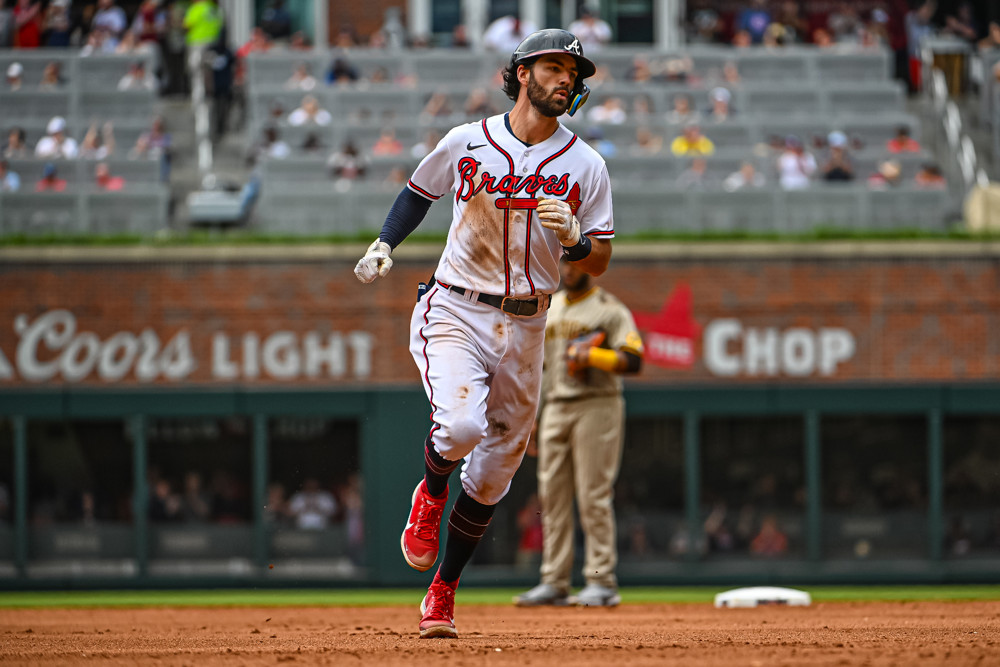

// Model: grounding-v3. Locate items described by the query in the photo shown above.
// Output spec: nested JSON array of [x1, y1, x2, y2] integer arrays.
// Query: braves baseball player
[[354, 28, 614, 638]]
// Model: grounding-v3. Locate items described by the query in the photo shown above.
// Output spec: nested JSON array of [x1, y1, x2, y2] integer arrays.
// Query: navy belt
[[429, 276, 548, 316]]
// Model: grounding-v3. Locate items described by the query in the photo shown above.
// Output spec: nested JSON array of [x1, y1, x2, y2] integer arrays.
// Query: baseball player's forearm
[[569, 236, 611, 276], [379, 187, 433, 249]]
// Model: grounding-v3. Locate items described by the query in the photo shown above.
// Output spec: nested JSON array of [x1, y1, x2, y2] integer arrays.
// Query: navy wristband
[[562, 233, 592, 261]]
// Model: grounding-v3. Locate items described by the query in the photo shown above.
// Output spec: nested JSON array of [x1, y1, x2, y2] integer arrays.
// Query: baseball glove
[[565, 329, 606, 379]]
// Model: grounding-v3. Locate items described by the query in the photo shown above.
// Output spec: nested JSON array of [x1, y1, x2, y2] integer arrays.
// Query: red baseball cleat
[[401, 480, 447, 572], [419, 572, 459, 638]]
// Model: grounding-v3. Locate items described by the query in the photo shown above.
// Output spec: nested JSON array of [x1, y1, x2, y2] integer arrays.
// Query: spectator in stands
[[671, 122, 715, 157], [288, 95, 332, 127], [666, 94, 698, 124], [0, 159, 21, 192], [263, 482, 290, 525], [285, 62, 317, 91], [732, 29, 752, 48], [5, 62, 23, 91], [482, 15, 537, 52], [37, 61, 65, 90], [41, 0, 72, 47], [821, 131, 855, 182], [942, 2, 978, 46], [978, 22, 1000, 53], [235, 27, 272, 84], [289, 30, 311, 51], [587, 97, 627, 124], [94, 161, 125, 191], [812, 27, 834, 48], [705, 87, 733, 123], [905, 1, 937, 92], [420, 91, 454, 121], [867, 159, 902, 189], [332, 24, 359, 48], [736, 0, 771, 44], [762, 22, 791, 48], [35, 116, 78, 159], [301, 132, 324, 154], [12, 0, 43, 49], [411, 129, 442, 160], [945, 516, 973, 556], [132, 0, 168, 46], [371, 127, 403, 156], [131, 116, 172, 181], [663, 55, 694, 83], [775, 0, 809, 44], [724, 161, 767, 191], [161, 0, 191, 96], [327, 141, 367, 182], [183, 0, 223, 92], [210, 469, 247, 523], [3, 127, 28, 158], [118, 60, 153, 90], [625, 55, 653, 83], [777, 135, 816, 190], [828, 2, 862, 44], [180, 471, 211, 522], [632, 93, 655, 122], [703, 502, 737, 553], [288, 477, 338, 530], [326, 56, 359, 85], [567, 7, 612, 52], [79, 121, 116, 159], [583, 126, 616, 158], [260, 0, 292, 41], [384, 165, 408, 187], [449, 23, 470, 48], [35, 162, 67, 192], [463, 87, 497, 118], [887, 125, 921, 153], [676, 157, 714, 189], [247, 125, 290, 165], [688, 1, 724, 44], [630, 126, 662, 155], [750, 515, 789, 556], [149, 478, 181, 522], [91, 0, 127, 50], [915, 162, 946, 189], [207, 33, 235, 139]]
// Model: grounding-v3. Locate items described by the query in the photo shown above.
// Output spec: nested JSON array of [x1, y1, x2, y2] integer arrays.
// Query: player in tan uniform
[[515, 259, 643, 607]]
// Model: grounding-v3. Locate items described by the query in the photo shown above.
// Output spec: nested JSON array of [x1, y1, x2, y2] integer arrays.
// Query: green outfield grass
[[1, 586, 999, 609]]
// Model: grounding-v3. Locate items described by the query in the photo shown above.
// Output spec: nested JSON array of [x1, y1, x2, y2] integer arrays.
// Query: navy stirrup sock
[[438, 490, 496, 583], [424, 434, 460, 498]]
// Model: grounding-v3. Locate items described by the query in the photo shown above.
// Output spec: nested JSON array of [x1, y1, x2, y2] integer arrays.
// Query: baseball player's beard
[[526, 72, 570, 118]]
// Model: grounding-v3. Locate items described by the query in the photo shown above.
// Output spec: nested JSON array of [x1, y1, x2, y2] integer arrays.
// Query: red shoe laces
[[426, 580, 455, 620], [414, 500, 444, 541]]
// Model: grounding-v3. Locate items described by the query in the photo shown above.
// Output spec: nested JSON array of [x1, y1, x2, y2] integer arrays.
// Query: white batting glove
[[354, 239, 393, 284], [536, 198, 581, 247]]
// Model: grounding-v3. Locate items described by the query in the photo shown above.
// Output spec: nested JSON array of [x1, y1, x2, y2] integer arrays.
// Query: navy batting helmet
[[510, 29, 595, 116]]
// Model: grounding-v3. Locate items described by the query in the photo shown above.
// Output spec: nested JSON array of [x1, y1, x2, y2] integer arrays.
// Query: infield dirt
[[1, 600, 998, 666]]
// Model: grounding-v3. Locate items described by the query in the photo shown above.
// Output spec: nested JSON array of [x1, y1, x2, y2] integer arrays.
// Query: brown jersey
[[542, 286, 644, 401]]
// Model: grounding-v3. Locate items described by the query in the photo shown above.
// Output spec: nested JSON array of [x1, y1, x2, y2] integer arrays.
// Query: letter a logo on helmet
[[511, 29, 596, 116]]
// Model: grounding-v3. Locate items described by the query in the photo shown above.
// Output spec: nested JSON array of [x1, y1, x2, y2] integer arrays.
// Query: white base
[[714, 586, 812, 608]]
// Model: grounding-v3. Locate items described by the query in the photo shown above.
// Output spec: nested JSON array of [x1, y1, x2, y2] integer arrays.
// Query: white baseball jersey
[[406, 113, 614, 297]]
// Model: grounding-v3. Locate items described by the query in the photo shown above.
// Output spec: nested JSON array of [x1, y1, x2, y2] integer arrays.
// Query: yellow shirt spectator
[[670, 131, 715, 157], [184, 0, 223, 46]]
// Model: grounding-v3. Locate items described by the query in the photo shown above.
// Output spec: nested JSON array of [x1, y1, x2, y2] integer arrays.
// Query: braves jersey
[[406, 113, 614, 297]]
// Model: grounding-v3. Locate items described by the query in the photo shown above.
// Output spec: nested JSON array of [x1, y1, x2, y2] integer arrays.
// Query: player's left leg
[[420, 312, 546, 637], [571, 394, 625, 607]]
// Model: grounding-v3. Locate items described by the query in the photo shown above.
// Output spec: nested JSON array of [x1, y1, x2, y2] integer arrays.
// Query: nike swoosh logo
[[467, 142, 486, 151]]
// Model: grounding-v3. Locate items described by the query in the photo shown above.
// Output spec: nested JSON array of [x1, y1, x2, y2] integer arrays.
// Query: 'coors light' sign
[[0, 310, 374, 384]]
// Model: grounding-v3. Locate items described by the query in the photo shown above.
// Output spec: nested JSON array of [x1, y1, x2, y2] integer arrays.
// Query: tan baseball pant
[[537, 394, 625, 591]]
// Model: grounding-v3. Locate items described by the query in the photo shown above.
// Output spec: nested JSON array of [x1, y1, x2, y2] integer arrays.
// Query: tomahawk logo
[[563, 38, 581, 55], [632, 284, 700, 368]]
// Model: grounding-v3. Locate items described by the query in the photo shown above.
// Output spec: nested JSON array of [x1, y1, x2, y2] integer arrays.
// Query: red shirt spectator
[[13, 0, 43, 48], [95, 163, 126, 191], [887, 126, 921, 153], [35, 163, 67, 192]]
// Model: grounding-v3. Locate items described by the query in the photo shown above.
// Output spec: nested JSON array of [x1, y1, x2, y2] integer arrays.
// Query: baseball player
[[515, 259, 643, 608], [354, 29, 614, 638]]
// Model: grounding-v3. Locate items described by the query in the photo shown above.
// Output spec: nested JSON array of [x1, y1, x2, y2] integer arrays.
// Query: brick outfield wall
[[0, 249, 998, 386]]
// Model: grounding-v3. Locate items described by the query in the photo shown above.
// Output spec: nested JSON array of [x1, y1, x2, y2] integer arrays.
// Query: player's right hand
[[354, 239, 393, 284]]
